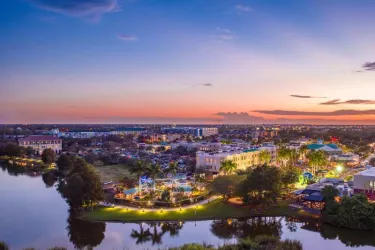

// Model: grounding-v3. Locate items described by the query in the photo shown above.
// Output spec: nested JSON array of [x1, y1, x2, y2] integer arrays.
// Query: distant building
[[171, 141, 221, 152], [161, 127, 218, 137], [59, 130, 110, 138], [110, 127, 147, 136], [307, 140, 342, 155], [19, 135, 62, 155], [333, 153, 360, 164]]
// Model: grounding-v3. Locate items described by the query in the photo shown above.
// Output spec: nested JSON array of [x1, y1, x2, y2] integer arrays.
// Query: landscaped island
[[81, 199, 314, 222]]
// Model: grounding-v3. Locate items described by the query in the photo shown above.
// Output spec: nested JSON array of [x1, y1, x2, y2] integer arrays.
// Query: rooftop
[[19, 135, 60, 142], [356, 167, 375, 177]]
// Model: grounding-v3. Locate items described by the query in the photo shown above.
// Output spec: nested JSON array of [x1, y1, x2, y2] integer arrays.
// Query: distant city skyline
[[1, 0, 375, 124]]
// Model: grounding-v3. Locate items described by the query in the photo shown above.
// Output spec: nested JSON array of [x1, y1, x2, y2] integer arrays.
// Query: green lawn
[[94, 164, 135, 182], [81, 199, 315, 222]]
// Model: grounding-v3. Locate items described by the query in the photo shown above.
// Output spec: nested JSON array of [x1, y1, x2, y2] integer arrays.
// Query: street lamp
[[336, 165, 343, 173]]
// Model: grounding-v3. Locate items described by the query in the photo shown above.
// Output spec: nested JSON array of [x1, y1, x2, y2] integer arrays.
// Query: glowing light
[[336, 165, 343, 173]]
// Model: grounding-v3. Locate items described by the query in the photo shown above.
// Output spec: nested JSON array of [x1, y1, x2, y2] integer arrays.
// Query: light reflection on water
[[1, 164, 375, 250]]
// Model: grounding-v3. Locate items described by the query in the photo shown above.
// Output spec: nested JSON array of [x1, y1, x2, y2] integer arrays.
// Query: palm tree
[[307, 150, 328, 175], [220, 160, 237, 175], [259, 150, 272, 165], [277, 146, 291, 167], [148, 222, 165, 245], [289, 149, 300, 166], [299, 145, 309, 162], [128, 160, 150, 195], [130, 223, 152, 245], [147, 163, 163, 191], [166, 161, 179, 179]]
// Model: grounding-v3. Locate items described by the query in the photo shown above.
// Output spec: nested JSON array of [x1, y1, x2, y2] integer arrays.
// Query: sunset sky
[[1, 0, 375, 124]]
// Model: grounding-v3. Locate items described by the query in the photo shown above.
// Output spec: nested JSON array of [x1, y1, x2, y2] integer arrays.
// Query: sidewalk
[[100, 195, 219, 212]]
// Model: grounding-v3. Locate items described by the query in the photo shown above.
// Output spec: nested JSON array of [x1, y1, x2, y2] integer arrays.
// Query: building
[[59, 129, 110, 138], [307, 139, 342, 155], [171, 141, 221, 152], [196, 148, 261, 172], [258, 142, 278, 163], [19, 135, 62, 155], [333, 153, 360, 164], [353, 167, 375, 200], [110, 127, 147, 136], [161, 127, 218, 137]]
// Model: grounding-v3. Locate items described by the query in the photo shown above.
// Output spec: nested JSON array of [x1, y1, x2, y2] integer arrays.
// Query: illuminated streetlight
[[336, 165, 343, 173]]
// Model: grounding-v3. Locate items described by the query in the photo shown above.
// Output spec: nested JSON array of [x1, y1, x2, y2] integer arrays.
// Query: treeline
[[322, 186, 375, 230], [44, 155, 103, 209], [211, 165, 300, 204]]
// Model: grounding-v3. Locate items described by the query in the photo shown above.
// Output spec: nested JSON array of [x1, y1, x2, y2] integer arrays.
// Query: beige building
[[196, 148, 261, 172], [19, 135, 62, 155]]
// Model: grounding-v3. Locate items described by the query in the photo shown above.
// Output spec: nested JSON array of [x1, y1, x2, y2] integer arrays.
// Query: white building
[[334, 153, 360, 163], [259, 143, 278, 163], [19, 135, 62, 155], [353, 167, 375, 200], [196, 148, 261, 172], [201, 127, 219, 137]]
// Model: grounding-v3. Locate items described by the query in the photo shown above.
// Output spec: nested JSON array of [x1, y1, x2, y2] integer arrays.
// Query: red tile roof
[[19, 135, 61, 142]]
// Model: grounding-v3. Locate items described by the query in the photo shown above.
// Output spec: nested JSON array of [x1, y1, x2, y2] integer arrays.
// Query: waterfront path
[[99, 195, 220, 212]]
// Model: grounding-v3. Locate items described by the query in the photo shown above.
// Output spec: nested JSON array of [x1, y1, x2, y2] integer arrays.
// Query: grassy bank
[[81, 199, 316, 222], [94, 164, 134, 182]]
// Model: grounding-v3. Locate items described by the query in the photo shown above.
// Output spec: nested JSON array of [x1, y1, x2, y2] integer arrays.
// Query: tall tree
[[211, 175, 244, 200], [220, 160, 237, 175], [166, 161, 179, 178], [307, 150, 328, 175], [57, 155, 74, 172], [58, 157, 103, 208], [147, 163, 163, 191], [277, 146, 291, 167], [281, 166, 301, 192], [298, 145, 309, 162], [128, 160, 150, 195], [130, 224, 152, 245], [41, 148, 56, 166], [259, 150, 272, 165], [237, 165, 282, 204]]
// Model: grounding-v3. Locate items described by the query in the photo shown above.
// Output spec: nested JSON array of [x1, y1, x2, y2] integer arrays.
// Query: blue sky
[[1, 0, 375, 124]]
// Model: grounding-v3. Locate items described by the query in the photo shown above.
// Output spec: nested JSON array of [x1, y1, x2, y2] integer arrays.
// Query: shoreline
[[81, 199, 319, 223]]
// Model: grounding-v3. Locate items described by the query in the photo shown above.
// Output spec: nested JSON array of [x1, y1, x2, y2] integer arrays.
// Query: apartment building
[[196, 148, 261, 172], [19, 135, 62, 155]]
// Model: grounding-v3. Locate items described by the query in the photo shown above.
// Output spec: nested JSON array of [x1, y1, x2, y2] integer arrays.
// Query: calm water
[[1, 165, 375, 250]]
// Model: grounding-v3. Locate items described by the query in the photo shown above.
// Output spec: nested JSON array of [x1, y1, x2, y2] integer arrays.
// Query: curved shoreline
[[81, 199, 318, 223]]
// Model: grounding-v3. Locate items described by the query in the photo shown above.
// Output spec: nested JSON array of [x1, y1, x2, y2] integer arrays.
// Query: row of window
[[22, 141, 61, 145]]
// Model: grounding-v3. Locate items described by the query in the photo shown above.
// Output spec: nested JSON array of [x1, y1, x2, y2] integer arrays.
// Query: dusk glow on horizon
[[1, 0, 375, 124]]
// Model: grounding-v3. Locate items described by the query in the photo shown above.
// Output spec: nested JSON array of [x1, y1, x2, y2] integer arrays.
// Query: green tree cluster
[[322, 187, 375, 230], [57, 157, 104, 209], [211, 175, 245, 200], [237, 165, 282, 205]]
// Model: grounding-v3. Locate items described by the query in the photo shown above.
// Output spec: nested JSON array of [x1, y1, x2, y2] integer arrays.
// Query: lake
[[1, 165, 375, 250]]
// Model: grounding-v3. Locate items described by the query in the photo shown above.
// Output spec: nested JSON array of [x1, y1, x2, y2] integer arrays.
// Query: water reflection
[[210, 217, 282, 240], [67, 210, 106, 249], [2, 162, 375, 250], [129, 221, 185, 246]]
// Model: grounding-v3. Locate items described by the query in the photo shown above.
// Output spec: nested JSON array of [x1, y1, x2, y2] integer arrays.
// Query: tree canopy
[[237, 165, 282, 205], [42, 148, 56, 165]]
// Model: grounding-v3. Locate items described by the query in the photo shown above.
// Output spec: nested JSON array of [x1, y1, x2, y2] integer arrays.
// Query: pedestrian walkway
[[100, 195, 219, 212]]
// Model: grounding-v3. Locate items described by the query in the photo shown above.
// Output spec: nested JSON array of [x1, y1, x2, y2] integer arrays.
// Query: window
[[366, 180, 375, 191]]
